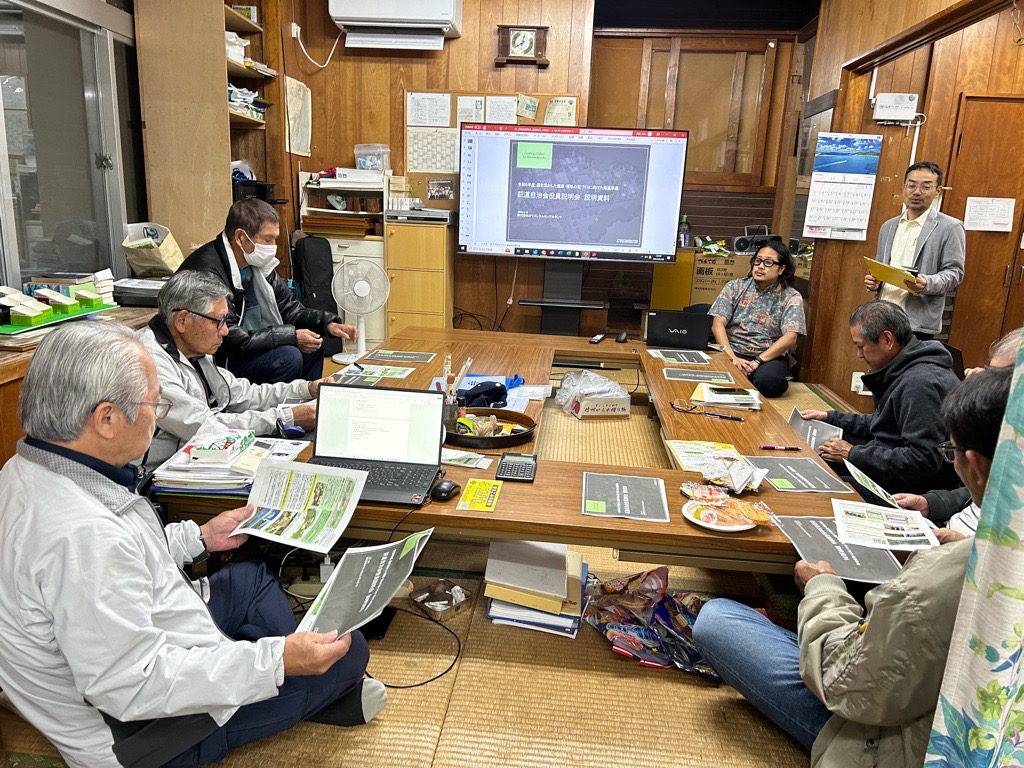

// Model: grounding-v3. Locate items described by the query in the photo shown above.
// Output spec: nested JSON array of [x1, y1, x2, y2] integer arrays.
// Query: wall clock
[[495, 25, 549, 68]]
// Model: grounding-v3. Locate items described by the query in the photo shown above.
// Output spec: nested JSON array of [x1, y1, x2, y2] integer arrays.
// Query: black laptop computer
[[645, 310, 714, 351], [308, 383, 444, 505]]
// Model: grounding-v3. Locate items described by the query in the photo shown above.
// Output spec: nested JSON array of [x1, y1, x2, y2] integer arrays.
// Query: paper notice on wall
[[406, 126, 459, 173], [964, 196, 1015, 232], [406, 92, 451, 127], [285, 76, 312, 157], [456, 95, 484, 125], [543, 96, 577, 126], [485, 95, 518, 124], [803, 132, 883, 241], [516, 94, 539, 121]]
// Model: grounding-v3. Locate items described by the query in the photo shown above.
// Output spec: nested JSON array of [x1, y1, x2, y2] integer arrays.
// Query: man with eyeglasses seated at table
[[710, 240, 806, 398], [136, 270, 333, 470], [177, 198, 358, 384], [864, 161, 965, 341], [691, 365, 1008, 768], [0, 321, 384, 768], [892, 333, 1016, 536]]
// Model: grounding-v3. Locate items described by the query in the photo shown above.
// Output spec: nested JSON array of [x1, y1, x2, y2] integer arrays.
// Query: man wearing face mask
[[178, 199, 358, 384]]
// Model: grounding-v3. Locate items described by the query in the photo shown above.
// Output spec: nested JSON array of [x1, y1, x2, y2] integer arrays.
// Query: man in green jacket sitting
[[692, 364, 1011, 768]]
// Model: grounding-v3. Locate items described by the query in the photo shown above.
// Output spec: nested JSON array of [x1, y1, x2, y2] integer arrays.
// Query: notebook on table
[[646, 310, 714, 351], [309, 383, 444, 505]]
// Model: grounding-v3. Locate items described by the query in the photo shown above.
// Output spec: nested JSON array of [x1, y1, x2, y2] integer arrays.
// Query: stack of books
[[689, 383, 762, 411], [484, 541, 588, 638], [152, 430, 259, 496]]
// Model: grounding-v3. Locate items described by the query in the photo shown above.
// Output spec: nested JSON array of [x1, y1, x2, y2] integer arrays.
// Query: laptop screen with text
[[314, 385, 443, 466]]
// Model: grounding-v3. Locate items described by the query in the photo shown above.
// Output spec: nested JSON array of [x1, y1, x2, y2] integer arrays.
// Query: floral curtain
[[927, 334, 1024, 766]]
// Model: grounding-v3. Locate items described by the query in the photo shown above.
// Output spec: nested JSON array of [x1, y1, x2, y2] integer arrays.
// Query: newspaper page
[[298, 529, 434, 635], [231, 460, 367, 554]]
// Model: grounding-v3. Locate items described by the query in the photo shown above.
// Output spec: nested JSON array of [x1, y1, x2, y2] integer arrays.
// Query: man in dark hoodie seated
[[799, 300, 961, 496], [177, 198, 357, 385]]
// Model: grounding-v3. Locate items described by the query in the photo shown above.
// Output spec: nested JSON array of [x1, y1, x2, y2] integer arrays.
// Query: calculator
[[495, 452, 538, 482]]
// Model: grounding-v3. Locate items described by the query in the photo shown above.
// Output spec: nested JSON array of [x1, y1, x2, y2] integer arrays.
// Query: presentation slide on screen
[[459, 127, 687, 260], [507, 141, 648, 248]]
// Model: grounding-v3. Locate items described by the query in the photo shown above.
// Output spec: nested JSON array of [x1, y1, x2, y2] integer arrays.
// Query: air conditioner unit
[[329, 0, 463, 51]]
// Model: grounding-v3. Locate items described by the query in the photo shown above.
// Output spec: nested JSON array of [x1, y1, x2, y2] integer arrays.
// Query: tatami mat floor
[[0, 371, 830, 767]]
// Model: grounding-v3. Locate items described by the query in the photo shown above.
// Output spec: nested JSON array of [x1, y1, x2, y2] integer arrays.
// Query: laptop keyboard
[[309, 457, 437, 489]]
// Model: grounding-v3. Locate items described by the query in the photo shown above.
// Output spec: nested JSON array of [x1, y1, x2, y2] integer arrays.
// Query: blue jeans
[[163, 561, 368, 767], [228, 344, 324, 384], [691, 598, 832, 751]]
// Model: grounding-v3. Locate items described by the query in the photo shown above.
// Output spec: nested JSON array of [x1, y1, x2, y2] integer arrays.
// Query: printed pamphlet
[[299, 529, 433, 635], [832, 499, 939, 551], [773, 515, 902, 583], [787, 407, 843, 452], [582, 472, 670, 523], [230, 459, 367, 553]]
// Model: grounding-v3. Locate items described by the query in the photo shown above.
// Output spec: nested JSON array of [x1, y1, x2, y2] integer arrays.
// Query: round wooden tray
[[444, 407, 537, 449]]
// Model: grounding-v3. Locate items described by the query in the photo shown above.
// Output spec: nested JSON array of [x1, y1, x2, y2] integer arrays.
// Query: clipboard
[[864, 257, 918, 290]]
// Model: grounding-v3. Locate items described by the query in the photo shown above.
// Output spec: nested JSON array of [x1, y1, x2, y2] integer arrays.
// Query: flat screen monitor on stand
[[458, 123, 689, 336]]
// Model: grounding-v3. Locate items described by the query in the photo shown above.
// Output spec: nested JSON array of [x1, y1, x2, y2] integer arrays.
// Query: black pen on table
[[760, 444, 800, 451], [704, 410, 744, 422]]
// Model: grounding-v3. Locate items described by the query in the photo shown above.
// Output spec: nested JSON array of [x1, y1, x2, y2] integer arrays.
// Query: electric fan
[[330, 258, 391, 364]]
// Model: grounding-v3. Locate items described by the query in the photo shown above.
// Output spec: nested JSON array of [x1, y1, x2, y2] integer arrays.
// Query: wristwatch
[[754, 356, 765, 366], [194, 528, 210, 564]]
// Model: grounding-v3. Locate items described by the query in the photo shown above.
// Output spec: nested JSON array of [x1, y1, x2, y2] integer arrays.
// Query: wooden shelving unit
[[223, 4, 261, 34]]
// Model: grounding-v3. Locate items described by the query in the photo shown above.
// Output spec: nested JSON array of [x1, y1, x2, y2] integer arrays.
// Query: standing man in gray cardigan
[[864, 161, 965, 339]]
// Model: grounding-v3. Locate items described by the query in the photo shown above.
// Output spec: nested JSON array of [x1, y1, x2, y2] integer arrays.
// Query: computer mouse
[[430, 479, 461, 502], [615, 331, 629, 343]]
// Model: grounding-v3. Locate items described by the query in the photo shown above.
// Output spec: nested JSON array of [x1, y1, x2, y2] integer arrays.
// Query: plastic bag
[[584, 566, 720, 680], [555, 370, 628, 414]]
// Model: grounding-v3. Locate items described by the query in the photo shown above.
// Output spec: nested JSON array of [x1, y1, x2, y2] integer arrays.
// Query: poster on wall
[[802, 132, 883, 241]]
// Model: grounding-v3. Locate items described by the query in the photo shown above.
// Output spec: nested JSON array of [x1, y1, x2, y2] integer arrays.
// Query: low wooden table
[[158, 327, 848, 574]]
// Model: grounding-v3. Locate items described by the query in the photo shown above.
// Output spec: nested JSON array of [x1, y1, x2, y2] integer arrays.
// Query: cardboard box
[[686, 252, 812, 306], [689, 253, 751, 306], [570, 394, 631, 420]]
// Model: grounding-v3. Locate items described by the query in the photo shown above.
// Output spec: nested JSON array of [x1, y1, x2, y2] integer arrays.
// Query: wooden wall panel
[[810, 0, 958, 98]]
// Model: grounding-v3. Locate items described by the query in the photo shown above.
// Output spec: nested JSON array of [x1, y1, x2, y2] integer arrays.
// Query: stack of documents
[[484, 543, 587, 638], [113, 277, 165, 306], [152, 435, 307, 496], [690, 383, 762, 410]]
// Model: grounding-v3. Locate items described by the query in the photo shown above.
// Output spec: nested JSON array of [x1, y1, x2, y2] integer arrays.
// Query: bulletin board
[[403, 89, 580, 211]]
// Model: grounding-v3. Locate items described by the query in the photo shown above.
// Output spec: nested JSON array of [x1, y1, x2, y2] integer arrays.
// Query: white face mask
[[242, 231, 278, 270]]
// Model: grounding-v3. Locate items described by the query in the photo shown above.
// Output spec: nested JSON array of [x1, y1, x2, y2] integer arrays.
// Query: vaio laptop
[[308, 383, 444, 505], [645, 310, 714, 351]]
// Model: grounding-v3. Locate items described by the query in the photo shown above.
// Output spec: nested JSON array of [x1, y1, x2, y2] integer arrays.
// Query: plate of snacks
[[681, 499, 772, 532], [444, 408, 537, 449]]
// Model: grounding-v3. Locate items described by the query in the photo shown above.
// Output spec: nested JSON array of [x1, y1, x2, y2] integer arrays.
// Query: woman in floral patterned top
[[709, 241, 807, 397]]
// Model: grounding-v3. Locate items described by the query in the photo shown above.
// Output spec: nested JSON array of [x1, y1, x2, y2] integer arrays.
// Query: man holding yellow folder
[[864, 161, 965, 340]]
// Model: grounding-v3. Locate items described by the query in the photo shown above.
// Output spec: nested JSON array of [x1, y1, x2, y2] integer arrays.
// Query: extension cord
[[288, 576, 324, 598]]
